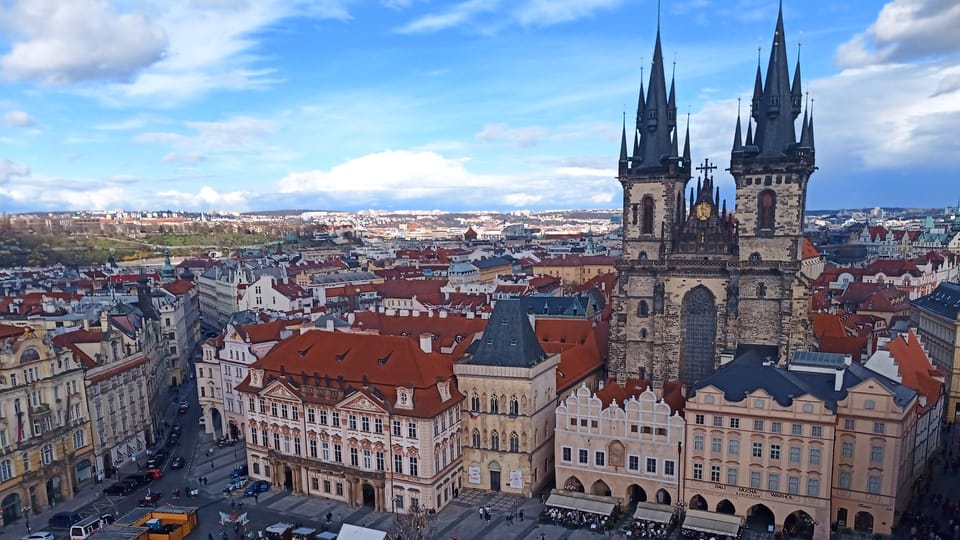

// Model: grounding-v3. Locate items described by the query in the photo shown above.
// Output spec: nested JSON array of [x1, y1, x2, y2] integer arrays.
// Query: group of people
[[679, 530, 737, 540], [627, 518, 673, 538], [541, 507, 609, 532], [893, 421, 960, 540]]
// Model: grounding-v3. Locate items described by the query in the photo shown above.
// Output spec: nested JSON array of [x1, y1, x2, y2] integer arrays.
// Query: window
[[791, 424, 802, 436], [361, 416, 370, 432], [491, 432, 500, 451], [394, 454, 403, 474], [409, 457, 419, 476], [376, 452, 385, 471], [713, 416, 723, 427], [758, 189, 776, 230], [711, 437, 722, 453], [251, 429, 258, 446], [695, 414, 704, 425], [729, 418, 740, 429], [638, 300, 649, 317], [809, 448, 822, 465], [864, 399, 875, 410], [349, 415, 357, 430], [273, 433, 281, 450], [578, 449, 588, 464], [802, 403, 814, 413], [271, 402, 278, 417], [334, 444, 342, 463], [770, 444, 781, 460], [807, 478, 820, 497], [767, 473, 780, 492], [350, 447, 359, 466], [471, 394, 480, 412], [562, 447, 572, 462], [489, 395, 499, 414], [752, 442, 763, 458], [319, 409, 328, 425], [336, 482, 343, 496], [0, 459, 10, 482], [393, 420, 402, 436], [663, 460, 675, 476], [771, 422, 782, 434], [408, 423, 417, 438], [870, 445, 884, 462], [311, 478, 319, 491], [726, 468, 738, 485], [728, 439, 740, 455], [307, 408, 315, 423], [788, 476, 800, 494], [753, 419, 764, 431], [309, 440, 318, 458], [789, 446, 801, 463], [281, 404, 289, 419], [42, 443, 54, 464], [693, 463, 703, 480], [811, 425, 823, 438], [750, 471, 761, 489], [646, 458, 656, 474], [332, 412, 340, 426], [509, 432, 519, 452], [873, 422, 885, 434], [249, 397, 256, 413], [292, 406, 299, 421], [839, 471, 852, 489], [628, 455, 640, 471], [73, 430, 85, 449], [283, 435, 291, 454], [641, 195, 655, 235], [694, 435, 704, 450], [710, 465, 721, 483], [844, 418, 855, 430], [595, 451, 605, 467], [841, 442, 854, 458], [753, 399, 765, 409], [509, 397, 519, 416], [375, 418, 383, 434], [294, 437, 302, 456], [21, 452, 29, 472], [472, 430, 481, 448]]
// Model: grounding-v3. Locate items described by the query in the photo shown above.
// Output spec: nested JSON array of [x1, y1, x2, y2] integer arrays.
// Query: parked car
[[167, 433, 180, 445], [170, 456, 185, 470], [171, 425, 183, 435], [177, 402, 189, 415], [121, 475, 148, 488], [243, 480, 270, 496], [103, 483, 132, 496], [146, 451, 167, 469], [223, 477, 248, 493], [48, 511, 84, 528], [138, 493, 163, 507], [21, 532, 56, 540], [230, 465, 249, 478], [145, 468, 164, 479]]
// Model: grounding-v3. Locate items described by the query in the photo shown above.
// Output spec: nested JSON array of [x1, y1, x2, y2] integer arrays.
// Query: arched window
[[472, 429, 481, 448], [470, 393, 480, 412], [509, 396, 519, 416], [640, 328, 648, 339], [489, 395, 499, 414], [642, 196, 655, 235], [490, 431, 500, 451], [510, 432, 520, 452], [41, 443, 54, 465], [21, 452, 29, 472], [0, 459, 11, 481], [638, 300, 649, 317], [749, 252, 762, 262], [757, 282, 767, 299], [758, 190, 776, 230]]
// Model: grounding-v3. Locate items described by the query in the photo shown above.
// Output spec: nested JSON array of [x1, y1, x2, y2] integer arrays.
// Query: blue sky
[[0, 0, 957, 214]]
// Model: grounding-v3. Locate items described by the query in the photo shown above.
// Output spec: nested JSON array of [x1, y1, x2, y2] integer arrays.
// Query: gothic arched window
[[510, 432, 520, 452], [509, 396, 519, 416], [490, 431, 500, 451], [758, 190, 776, 231], [642, 196, 655, 235], [472, 429, 481, 448], [470, 393, 480, 412], [638, 300, 649, 317], [489, 395, 499, 414]]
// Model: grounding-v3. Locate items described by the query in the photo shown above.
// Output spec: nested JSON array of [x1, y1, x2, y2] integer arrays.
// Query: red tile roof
[[351, 311, 487, 351], [162, 279, 195, 295], [378, 279, 445, 299], [595, 378, 649, 407], [0, 324, 25, 339], [885, 330, 944, 408], [802, 237, 820, 259], [52, 329, 105, 368], [863, 259, 922, 278]]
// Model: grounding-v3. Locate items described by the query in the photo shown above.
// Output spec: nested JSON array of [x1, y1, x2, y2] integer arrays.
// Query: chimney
[[439, 310, 448, 319], [100, 311, 109, 332], [419, 333, 433, 354], [326, 319, 334, 332], [834, 368, 845, 392]]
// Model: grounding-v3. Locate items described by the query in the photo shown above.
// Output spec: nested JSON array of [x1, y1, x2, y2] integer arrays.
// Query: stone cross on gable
[[696, 158, 717, 179]]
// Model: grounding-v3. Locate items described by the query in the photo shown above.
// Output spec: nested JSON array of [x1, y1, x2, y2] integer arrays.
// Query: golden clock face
[[695, 202, 712, 221]]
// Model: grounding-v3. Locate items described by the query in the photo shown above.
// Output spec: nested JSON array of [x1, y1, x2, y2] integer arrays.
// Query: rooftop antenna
[[672, 51, 677, 78]]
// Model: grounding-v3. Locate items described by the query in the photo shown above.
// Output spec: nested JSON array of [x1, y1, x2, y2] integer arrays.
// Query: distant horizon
[[0, 1, 956, 213]]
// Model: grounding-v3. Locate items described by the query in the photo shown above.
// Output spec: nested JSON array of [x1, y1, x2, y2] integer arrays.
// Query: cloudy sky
[[0, 0, 956, 214]]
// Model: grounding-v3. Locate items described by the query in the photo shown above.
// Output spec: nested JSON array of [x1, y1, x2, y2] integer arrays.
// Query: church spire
[[732, 98, 744, 153], [631, 22, 674, 169], [619, 113, 629, 175], [804, 99, 815, 150], [791, 42, 803, 116], [754, 0, 799, 156], [682, 113, 691, 166], [745, 117, 754, 147], [635, 67, 645, 133], [751, 51, 763, 121]]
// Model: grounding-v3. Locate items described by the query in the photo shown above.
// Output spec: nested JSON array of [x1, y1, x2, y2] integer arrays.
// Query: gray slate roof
[[912, 281, 960, 320], [466, 299, 548, 368], [514, 294, 598, 318]]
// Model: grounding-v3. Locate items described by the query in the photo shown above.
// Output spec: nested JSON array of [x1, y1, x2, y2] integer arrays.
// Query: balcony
[[266, 450, 386, 481]]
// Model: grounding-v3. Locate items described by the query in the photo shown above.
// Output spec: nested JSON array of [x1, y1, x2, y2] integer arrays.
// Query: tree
[[389, 502, 436, 540]]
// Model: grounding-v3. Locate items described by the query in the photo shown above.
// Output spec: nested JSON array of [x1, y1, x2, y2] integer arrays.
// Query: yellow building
[[532, 256, 616, 288], [0, 323, 94, 526]]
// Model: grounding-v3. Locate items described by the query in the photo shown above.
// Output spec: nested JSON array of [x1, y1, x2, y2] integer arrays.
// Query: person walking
[[519, 509, 524, 521]]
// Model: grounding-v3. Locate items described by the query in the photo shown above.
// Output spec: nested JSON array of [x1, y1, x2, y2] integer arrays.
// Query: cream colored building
[[455, 300, 559, 498], [237, 330, 463, 513], [554, 381, 684, 506], [0, 323, 94, 526], [196, 337, 224, 438], [912, 281, 960, 421]]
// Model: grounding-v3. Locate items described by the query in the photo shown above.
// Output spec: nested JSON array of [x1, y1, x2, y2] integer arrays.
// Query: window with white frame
[[628, 455, 639, 471], [646, 458, 656, 474]]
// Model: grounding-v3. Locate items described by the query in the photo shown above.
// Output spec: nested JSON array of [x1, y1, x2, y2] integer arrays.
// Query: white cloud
[[163, 152, 207, 165], [135, 116, 275, 151], [0, 158, 31, 182], [513, 0, 623, 26], [475, 123, 545, 147], [156, 186, 251, 211], [398, 0, 500, 33], [836, 0, 960, 67], [399, 0, 624, 33], [0, 0, 167, 85], [3, 110, 36, 128]]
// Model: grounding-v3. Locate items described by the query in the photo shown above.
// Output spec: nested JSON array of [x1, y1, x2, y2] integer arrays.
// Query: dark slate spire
[[635, 68, 645, 133], [667, 69, 677, 129], [682, 113, 691, 166], [804, 102, 815, 150], [745, 118, 754, 147], [732, 101, 744, 153], [751, 56, 763, 121], [619, 115, 629, 176], [754, 2, 799, 156], [791, 45, 803, 116], [669, 123, 679, 159], [633, 25, 674, 169], [467, 300, 548, 367], [798, 102, 809, 148]]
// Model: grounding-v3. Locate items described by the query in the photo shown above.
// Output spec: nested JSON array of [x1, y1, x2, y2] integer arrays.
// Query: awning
[[682, 509, 743, 537], [545, 491, 619, 516], [633, 502, 674, 524]]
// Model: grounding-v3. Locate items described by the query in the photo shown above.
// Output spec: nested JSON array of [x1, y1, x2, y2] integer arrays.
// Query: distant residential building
[[238, 274, 313, 314], [157, 279, 201, 386], [532, 255, 617, 288], [912, 281, 960, 421]]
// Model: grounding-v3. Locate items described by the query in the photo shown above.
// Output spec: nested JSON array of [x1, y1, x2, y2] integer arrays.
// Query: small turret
[[619, 117, 629, 177], [791, 52, 803, 116], [732, 113, 743, 153], [682, 114, 691, 167]]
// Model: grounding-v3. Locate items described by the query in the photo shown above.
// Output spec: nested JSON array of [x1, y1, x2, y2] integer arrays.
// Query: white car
[[22, 532, 56, 540]]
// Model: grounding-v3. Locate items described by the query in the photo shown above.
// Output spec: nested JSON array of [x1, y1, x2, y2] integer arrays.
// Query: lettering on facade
[[769, 491, 794, 500], [738, 487, 759, 497], [713, 484, 725, 490]]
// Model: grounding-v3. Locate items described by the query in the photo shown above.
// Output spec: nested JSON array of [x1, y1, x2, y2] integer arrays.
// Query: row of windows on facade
[[90, 366, 146, 396], [470, 394, 521, 415], [248, 429, 455, 477], [693, 414, 886, 436], [565, 416, 670, 437], [693, 436, 831, 464], [96, 410, 146, 447], [692, 464, 827, 496], [249, 398, 458, 438], [628, 190, 778, 234], [470, 430, 523, 452], [560, 446, 676, 476], [0, 430, 87, 482]]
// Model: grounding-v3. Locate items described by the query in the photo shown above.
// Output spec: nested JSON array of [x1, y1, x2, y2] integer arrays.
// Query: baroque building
[[609, 5, 815, 387]]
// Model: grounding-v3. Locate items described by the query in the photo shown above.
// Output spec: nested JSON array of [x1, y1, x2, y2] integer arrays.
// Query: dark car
[[167, 433, 180, 445], [121, 475, 147, 488], [103, 483, 132, 496], [47, 511, 83, 528], [170, 456, 185, 470], [243, 480, 269, 496], [230, 465, 248, 478], [146, 451, 167, 469], [171, 425, 182, 435], [125, 473, 153, 485]]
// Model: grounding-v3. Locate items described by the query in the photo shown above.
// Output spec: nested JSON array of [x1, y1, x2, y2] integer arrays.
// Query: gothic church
[[608, 4, 816, 388]]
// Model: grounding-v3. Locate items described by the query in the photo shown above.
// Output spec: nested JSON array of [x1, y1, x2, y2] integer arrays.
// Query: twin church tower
[[608, 3, 817, 387]]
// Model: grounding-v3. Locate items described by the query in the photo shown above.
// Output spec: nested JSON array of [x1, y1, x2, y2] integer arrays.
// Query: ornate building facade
[[609, 5, 815, 387]]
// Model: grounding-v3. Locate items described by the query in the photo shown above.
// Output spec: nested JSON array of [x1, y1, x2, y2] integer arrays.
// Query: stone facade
[[609, 9, 815, 388]]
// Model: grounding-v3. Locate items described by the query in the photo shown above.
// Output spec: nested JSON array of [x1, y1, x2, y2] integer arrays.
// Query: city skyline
[[0, 0, 956, 214]]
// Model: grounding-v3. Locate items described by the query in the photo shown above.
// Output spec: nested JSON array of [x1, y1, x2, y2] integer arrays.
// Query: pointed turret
[[791, 54, 803, 116], [715, 186, 720, 208], [745, 118, 754, 147], [669, 125, 679, 159], [619, 117, 629, 177], [732, 114, 743, 153], [805, 107, 815, 150], [682, 115, 691, 166], [667, 74, 677, 129], [798, 105, 809, 148], [754, 1, 799, 156], [635, 75, 645, 133], [751, 62, 763, 121]]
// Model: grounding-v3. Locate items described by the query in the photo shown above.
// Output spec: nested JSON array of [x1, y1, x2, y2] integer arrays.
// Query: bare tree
[[389, 502, 436, 540]]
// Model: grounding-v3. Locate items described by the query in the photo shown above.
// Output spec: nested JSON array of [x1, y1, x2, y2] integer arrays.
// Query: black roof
[[466, 300, 548, 368], [912, 281, 960, 321], [514, 294, 597, 318]]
